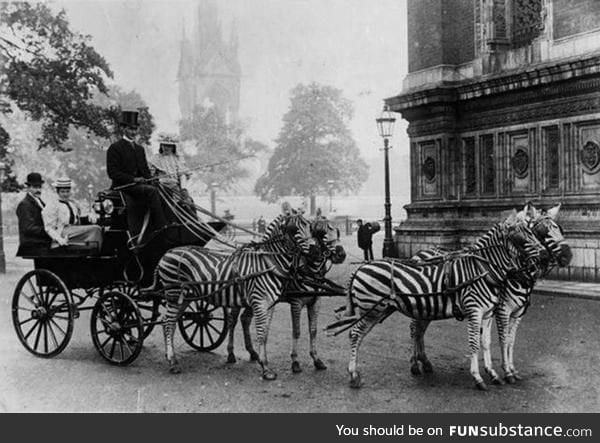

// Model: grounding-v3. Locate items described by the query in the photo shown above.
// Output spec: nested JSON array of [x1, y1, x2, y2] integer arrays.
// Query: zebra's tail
[[333, 264, 362, 319], [140, 266, 161, 292]]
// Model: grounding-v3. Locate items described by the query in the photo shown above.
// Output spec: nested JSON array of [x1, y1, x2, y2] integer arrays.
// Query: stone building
[[388, 0, 600, 281], [177, 0, 241, 121]]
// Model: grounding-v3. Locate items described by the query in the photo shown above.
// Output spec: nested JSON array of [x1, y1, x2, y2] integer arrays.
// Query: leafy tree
[[179, 105, 266, 192], [254, 82, 368, 213], [0, 1, 114, 191]]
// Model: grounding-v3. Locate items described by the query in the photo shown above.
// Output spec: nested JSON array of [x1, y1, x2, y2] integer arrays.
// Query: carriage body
[[12, 188, 227, 365]]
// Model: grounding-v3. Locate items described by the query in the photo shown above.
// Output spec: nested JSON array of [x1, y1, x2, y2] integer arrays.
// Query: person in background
[[16, 172, 51, 256], [42, 177, 103, 249], [257, 215, 266, 234], [356, 219, 374, 261]]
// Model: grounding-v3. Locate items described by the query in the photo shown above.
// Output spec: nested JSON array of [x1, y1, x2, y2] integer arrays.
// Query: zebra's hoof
[[227, 354, 236, 364], [504, 375, 516, 384], [410, 364, 421, 375], [169, 365, 182, 374], [491, 377, 504, 385], [475, 381, 488, 391], [314, 359, 327, 371], [422, 361, 433, 373], [349, 373, 362, 389], [249, 351, 260, 362], [513, 372, 523, 381], [291, 361, 302, 373], [262, 369, 277, 381]]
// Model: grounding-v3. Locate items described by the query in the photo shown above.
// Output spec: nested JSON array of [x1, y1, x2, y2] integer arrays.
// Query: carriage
[[11, 188, 229, 366]]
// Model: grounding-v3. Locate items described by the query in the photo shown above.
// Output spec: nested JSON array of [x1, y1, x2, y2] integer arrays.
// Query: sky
[[53, 0, 410, 200]]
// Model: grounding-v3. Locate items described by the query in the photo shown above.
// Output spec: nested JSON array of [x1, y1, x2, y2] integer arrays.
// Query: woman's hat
[[53, 177, 72, 189]]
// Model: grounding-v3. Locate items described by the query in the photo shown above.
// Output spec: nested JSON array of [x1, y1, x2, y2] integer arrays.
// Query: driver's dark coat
[[106, 139, 152, 188]]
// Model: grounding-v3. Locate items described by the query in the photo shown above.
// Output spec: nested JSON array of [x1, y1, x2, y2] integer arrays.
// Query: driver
[[106, 109, 167, 245]]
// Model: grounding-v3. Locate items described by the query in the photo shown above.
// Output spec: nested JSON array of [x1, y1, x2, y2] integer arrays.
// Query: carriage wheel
[[12, 269, 75, 358], [177, 300, 228, 351], [90, 291, 144, 366], [108, 283, 160, 339]]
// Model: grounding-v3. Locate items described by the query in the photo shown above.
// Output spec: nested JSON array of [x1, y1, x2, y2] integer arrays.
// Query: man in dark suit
[[16, 172, 51, 256], [106, 110, 167, 245]]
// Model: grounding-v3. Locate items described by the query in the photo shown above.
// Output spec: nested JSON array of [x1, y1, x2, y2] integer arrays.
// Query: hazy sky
[[57, 0, 409, 162]]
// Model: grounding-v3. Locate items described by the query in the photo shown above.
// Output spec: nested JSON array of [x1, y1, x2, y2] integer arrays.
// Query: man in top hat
[[16, 172, 51, 255], [42, 177, 103, 249], [106, 109, 167, 244]]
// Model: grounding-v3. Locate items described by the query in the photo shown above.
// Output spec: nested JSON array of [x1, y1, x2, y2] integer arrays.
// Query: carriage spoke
[[49, 317, 68, 338], [24, 320, 41, 340], [47, 320, 60, 350]]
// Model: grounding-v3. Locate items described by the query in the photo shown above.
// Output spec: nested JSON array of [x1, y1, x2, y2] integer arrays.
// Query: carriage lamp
[[376, 105, 397, 258], [102, 199, 114, 215]]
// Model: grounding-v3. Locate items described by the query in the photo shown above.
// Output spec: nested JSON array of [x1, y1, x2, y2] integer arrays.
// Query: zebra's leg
[[290, 298, 303, 373], [466, 310, 488, 390], [495, 307, 513, 383], [253, 300, 277, 380], [161, 294, 187, 374], [240, 306, 259, 361], [348, 307, 393, 389], [226, 307, 241, 364], [409, 319, 432, 375], [481, 315, 502, 385], [307, 297, 327, 371], [506, 315, 524, 382]]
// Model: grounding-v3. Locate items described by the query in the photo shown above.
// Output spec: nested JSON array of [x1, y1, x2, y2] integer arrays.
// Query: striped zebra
[[227, 218, 346, 374], [492, 204, 572, 383], [341, 212, 548, 390], [155, 212, 319, 379]]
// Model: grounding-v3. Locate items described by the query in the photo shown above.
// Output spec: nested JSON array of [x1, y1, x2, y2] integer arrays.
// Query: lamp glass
[[376, 108, 396, 138]]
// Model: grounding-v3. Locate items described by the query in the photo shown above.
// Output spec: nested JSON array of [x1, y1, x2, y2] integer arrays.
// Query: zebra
[[226, 217, 346, 374], [339, 211, 548, 390], [155, 212, 321, 379], [491, 203, 572, 383]]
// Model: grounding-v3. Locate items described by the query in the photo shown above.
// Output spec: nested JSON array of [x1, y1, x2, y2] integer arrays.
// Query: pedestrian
[[257, 216, 266, 234], [356, 219, 374, 261]]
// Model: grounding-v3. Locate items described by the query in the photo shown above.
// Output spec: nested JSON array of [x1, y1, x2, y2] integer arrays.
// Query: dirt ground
[[1, 234, 599, 412]]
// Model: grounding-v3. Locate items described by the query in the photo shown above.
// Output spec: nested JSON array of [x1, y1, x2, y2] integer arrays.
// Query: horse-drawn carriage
[[11, 187, 229, 366], [11, 185, 347, 376]]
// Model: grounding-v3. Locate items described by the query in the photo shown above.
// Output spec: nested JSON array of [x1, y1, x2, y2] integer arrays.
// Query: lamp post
[[209, 182, 218, 214], [376, 106, 397, 258], [327, 179, 335, 214], [0, 161, 6, 273]]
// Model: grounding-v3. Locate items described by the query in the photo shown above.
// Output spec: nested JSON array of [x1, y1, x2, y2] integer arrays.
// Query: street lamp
[[327, 179, 335, 214], [209, 182, 218, 214], [376, 105, 397, 258], [0, 161, 6, 273]]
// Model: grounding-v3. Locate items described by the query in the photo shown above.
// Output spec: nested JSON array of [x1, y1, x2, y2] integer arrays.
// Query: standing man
[[356, 219, 374, 261], [106, 110, 167, 245], [42, 177, 102, 249], [16, 172, 51, 256]]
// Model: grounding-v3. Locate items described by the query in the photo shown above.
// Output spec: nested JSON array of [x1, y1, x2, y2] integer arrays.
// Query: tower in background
[[178, 0, 241, 122]]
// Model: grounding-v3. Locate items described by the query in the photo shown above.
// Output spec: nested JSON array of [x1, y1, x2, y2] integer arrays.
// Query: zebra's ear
[[504, 209, 518, 225], [524, 202, 540, 219], [546, 204, 561, 219]]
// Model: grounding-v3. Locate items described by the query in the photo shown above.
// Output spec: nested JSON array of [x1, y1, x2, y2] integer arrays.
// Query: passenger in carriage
[[106, 110, 168, 244], [150, 134, 195, 215], [42, 177, 103, 250], [15, 172, 51, 256]]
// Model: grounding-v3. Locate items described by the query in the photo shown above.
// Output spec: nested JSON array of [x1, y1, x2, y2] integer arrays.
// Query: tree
[[179, 105, 266, 192], [0, 1, 114, 189], [254, 83, 368, 213], [2, 85, 155, 199]]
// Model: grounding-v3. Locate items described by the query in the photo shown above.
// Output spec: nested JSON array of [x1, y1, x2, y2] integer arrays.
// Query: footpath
[[534, 279, 600, 301]]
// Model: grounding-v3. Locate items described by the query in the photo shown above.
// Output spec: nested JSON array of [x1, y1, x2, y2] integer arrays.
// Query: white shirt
[[42, 198, 81, 243]]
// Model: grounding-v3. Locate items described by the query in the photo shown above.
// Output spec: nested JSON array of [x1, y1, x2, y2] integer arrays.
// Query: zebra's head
[[520, 203, 572, 269], [310, 218, 346, 265], [502, 210, 550, 281]]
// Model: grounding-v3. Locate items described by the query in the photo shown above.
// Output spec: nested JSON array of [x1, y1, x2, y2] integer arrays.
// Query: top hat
[[25, 172, 44, 186], [119, 110, 140, 128], [53, 177, 72, 189]]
